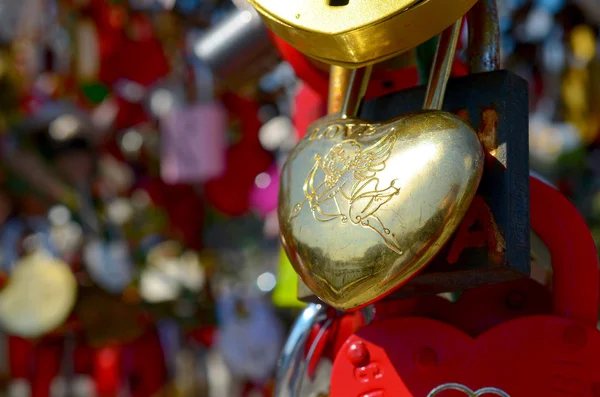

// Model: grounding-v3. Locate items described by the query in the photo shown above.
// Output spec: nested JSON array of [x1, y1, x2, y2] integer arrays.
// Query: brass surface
[[279, 112, 484, 310], [282, 18, 483, 310], [340, 66, 372, 118], [424, 21, 462, 111], [328, 66, 352, 114], [247, 0, 478, 67], [311, 50, 417, 74]]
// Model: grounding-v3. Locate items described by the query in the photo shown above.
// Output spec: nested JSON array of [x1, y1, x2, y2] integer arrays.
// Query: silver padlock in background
[[188, 2, 281, 92]]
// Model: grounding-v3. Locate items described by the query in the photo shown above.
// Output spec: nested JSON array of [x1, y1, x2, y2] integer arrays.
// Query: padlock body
[[298, 70, 530, 303], [248, 0, 477, 67], [330, 316, 600, 396]]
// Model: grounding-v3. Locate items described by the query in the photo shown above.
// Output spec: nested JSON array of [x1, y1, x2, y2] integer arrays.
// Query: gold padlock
[[246, 0, 478, 67], [279, 20, 484, 311]]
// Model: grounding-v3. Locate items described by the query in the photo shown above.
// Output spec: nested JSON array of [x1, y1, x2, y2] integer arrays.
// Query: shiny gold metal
[[424, 21, 462, 110], [246, 0, 478, 67], [328, 66, 352, 114], [280, 21, 484, 311], [312, 50, 418, 74], [340, 66, 372, 118]]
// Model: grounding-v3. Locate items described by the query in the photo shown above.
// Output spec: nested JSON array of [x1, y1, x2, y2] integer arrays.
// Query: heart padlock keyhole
[[328, 0, 350, 6]]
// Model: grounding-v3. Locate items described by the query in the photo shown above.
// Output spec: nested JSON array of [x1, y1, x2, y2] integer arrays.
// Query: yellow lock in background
[[273, 248, 306, 309]]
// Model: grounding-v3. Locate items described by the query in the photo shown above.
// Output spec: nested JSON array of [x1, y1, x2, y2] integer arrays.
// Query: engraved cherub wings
[[291, 133, 403, 254]]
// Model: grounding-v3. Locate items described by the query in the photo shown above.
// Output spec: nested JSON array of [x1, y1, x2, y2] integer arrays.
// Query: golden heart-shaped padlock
[[279, 21, 484, 311], [247, 0, 478, 67], [280, 112, 483, 311]]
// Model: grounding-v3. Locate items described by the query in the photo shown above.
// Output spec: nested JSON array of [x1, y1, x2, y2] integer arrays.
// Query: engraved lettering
[[344, 123, 356, 137], [550, 374, 586, 396], [354, 363, 383, 384], [309, 124, 344, 140], [550, 360, 588, 396], [289, 132, 403, 254], [346, 123, 378, 137], [324, 124, 342, 139], [309, 123, 379, 141], [309, 126, 322, 141]]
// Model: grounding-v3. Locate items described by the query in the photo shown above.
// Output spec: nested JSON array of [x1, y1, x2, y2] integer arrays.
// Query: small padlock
[[280, 19, 484, 311], [247, 0, 477, 68], [189, 4, 280, 92], [330, 175, 600, 397]]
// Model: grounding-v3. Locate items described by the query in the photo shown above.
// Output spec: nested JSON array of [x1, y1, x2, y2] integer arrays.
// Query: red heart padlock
[[444, 276, 552, 337], [331, 176, 600, 397]]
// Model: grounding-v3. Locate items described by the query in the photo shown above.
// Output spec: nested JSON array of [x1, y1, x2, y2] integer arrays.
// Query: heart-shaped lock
[[330, 176, 600, 396], [248, 0, 477, 68], [279, 21, 484, 310]]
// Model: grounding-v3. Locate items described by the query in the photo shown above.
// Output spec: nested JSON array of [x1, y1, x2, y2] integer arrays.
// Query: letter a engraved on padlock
[[427, 383, 510, 397]]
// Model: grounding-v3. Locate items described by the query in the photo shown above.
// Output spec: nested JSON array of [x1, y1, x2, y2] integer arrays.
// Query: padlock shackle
[[530, 176, 599, 326], [275, 304, 330, 397], [423, 20, 462, 110], [466, 0, 500, 73], [340, 66, 373, 119]]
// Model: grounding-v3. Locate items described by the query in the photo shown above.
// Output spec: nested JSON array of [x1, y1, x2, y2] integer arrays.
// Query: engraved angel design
[[290, 133, 402, 254]]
